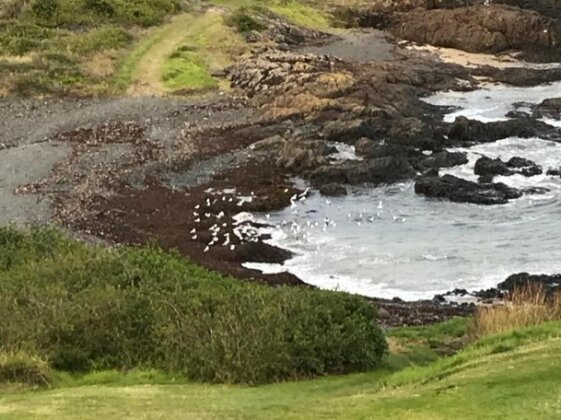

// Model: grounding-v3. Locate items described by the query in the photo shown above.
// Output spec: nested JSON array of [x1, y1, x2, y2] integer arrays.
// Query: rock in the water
[[474, 156, 512, 177], [532, 97, 561, 120], [474, 155, 542, 178], [547, 167, 561, 176], [414, 174, 522, 205], [419, 151, 469, 170], [319, 183, 347, 196], [506, 156, 542, 176], [447, 116, 558, 144], [498, 272, 561, 294], [310, 156, 417, 186]]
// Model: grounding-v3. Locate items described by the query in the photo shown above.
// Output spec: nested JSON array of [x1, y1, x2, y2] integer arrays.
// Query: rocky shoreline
[[2, 0, 561, 326]]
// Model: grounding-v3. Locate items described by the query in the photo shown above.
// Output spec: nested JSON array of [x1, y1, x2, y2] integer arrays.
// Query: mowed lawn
[[3, 322, 561, 420]]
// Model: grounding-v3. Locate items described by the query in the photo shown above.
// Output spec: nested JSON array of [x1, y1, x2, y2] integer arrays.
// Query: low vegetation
[[2, 320, 561, 419], [474, 283, 561, 336], [0, 227, 386, 385], [0, 351, 51, 388]]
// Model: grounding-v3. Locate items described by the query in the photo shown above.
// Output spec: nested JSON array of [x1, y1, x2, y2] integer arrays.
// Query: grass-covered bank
[[0, 0, 334, 96], [0, 227, 386, 385], [3, 321, 561, 419]]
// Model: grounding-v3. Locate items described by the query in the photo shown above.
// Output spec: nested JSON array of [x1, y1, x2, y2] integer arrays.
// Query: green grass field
[[2, 320, 561, 419]]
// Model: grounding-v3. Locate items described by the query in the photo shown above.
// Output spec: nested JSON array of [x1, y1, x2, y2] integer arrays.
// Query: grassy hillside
[[0, 0, 332, 96], [0, 0, 182, 95], [2, 320, 561, 419]]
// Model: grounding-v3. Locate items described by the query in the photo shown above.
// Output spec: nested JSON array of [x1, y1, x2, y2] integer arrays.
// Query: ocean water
[[244, 82, 561, 300]]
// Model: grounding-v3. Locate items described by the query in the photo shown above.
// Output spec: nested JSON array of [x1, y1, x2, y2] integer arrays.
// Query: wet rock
[[532, 98, 561, 120], [505, 110, 531, 118], [522, 186, 550, 195], [419, 151, 468, 171], [474, 155, 542, 178], [414, 174, 522, 204], [447, 116, 561, 145], [506, 156, 542, 176], [474, 156, 512, 177], [310, 156, 417, 186], [547, 167, 561, 176], [319, 182, 347, 196], [498, 272, 561, 294]]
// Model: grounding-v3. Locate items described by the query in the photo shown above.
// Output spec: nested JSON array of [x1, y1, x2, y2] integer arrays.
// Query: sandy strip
[[408, 44, 561, 69]]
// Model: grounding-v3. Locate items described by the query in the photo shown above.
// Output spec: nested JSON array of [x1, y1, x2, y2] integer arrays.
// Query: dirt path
[[126, 13, 195, 96]]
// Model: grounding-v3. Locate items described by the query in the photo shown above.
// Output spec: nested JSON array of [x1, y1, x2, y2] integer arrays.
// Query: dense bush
[[0, 227, 387, 384]]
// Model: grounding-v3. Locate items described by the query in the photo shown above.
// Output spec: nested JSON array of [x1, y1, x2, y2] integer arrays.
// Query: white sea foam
[[423, 81, 561, 123]]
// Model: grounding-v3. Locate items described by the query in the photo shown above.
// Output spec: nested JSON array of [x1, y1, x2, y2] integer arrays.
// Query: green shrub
[[226, 7, 267, 34], [0, 227, 387, 384], [111, 0, 180, 27], [0, 23, 55, 55], [0, 351, 52, 387], [63, 25, 132, 55], [85, 0, 115, 17], [31, 0, 59, 21]]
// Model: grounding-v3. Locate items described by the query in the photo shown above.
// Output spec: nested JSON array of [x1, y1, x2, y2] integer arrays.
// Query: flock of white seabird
[[263, 192, 410, 246], [189, 191, 240, 253], [190, 189, 269, 253], [190, 186, 408, 254]]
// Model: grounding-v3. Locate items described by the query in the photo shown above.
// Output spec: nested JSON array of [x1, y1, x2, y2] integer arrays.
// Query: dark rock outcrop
[[498, 272, 561, 294], [414, 174, 522, 204], [474, 156, 512, 177], [419, 151, 469, 170], [310, 156, 417, 186], [506, 157, 543, 176], [474, 155, 542, 178], [391, 5, 561, 56], [447, 116, 561, 145], [532, 98, 561, 120]]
